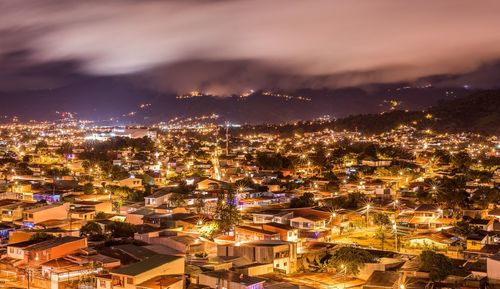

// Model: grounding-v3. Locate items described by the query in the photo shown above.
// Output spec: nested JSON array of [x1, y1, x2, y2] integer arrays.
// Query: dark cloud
[[1, 0, 500, 93], [0, 50, 83, 91]]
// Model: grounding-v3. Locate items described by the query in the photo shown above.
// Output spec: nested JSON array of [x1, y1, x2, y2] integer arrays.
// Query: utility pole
[[394, 196, 399, 252], [225, 121, 229, 156], [393, 222, 398, 252], [366, 204, 370, 227], [27, 254, 30, 289]]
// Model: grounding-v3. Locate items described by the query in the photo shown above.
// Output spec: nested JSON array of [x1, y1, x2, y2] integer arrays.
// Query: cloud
[[1, 0, 500, 92]]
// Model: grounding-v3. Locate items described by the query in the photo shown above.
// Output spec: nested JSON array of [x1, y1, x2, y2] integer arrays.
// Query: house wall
[[487, 257, 500, 283], [9, 231, 33, 244], [198, 274, 262, 289], [358, 263, 385, 280], [236, 264, 274, 276], [28, 238, 87, 264], [235, 228, 280, 243], [253, 215, 274, 224], [96, 277, 111, 289], [218, 243, 297, 274], [119, 178, 143, 189], [125, 213, 145, 225], [262, 225, 298, 242], [290, 217, 325, 230], [47, 238, 87, 260], [134, 231, 160, 243], [24, 204, 69, 224], [7, 246, 24, 259], [467, 238, 486, 251], [134, 257, 184, 285], [145, 195, 168, 207], [1, 206, 23, 222], [95, 201, 113, 213]]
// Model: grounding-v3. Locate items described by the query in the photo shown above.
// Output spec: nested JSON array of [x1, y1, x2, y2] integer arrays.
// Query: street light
[[393, 222, 398, 252]]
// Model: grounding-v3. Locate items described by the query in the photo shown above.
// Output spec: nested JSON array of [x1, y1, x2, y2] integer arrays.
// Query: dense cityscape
[[1, 1, 500, 289], [0, 114, 497, 289]]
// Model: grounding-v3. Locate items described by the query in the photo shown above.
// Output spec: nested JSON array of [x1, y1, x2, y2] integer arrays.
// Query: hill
[[428, 90, 500, 134], [239, 90, 500, 135], [337, 90, 500, 135]]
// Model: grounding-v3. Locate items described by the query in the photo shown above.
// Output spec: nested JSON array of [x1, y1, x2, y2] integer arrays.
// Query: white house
[[144, 190, 172, 207]]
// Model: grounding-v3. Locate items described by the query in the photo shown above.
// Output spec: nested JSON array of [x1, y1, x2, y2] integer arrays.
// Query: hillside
[[239, 90, 500, 135], [336, 90, 500, 135], [428, 90, 500, 134]]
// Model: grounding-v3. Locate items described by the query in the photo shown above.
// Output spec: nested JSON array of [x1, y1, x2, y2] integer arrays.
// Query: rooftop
[[112, 254, 182, 276], [365, 270, 400, 287], [236, 225, 279, 235], [201, 270, 266, 286], [9, 236, 84, 251]]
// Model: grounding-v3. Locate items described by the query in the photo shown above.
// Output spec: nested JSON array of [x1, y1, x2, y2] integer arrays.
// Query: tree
[[310, 145, 329, 169], [45, 167, 71, 178], [194, 193, 204, 214], [83, 183, 94, 195], [375, 230, 387, 251], [373, 212, 391, 228], [108, 221, 137, 238], [416, 189, 434, 204], [217, 191, 241, 232], [56, 142, 73, 155], [199, 221, 220, 239], [82, 160, 91, 173], [435, 177, 469, 209], [420, 250, 452, 281], [327, 247, 374, 277], [470, 187, 500, 207], [451, 152, 472, 171], [29, 232, 55, 242], [290, 192, 316, 208], [169, 193, 186, 207], [372, 212, 391, 250], [109, 186, 134, 203], [256, 152, 291, 171], [453, 220, 481, 237], [35, 140, 48, 153], [80, 222, 104, 241], [128, 189, 147, 202], [343, 193, 367, 210], [110, 165, 129, 180], [94, 211, 107, 220]]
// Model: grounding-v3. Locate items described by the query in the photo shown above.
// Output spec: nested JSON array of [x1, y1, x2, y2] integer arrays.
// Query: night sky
[[1, 0, 500, 122]]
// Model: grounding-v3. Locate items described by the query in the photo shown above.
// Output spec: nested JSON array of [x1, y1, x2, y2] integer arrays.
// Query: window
[[127, 277, 133, 284]]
